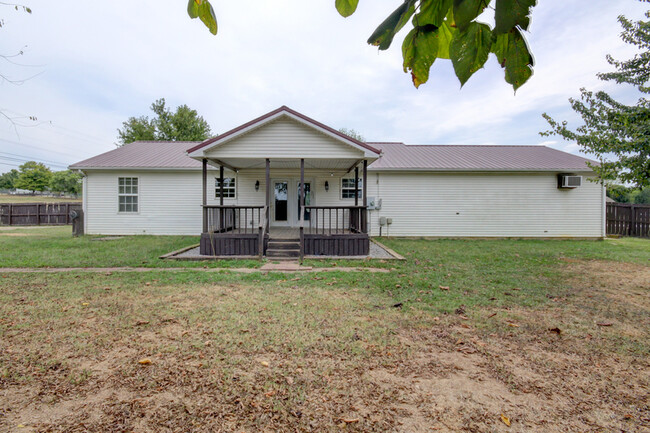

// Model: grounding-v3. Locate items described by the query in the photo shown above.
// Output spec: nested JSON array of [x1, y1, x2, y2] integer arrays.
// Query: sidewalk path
[[0, 266, 390, 274]]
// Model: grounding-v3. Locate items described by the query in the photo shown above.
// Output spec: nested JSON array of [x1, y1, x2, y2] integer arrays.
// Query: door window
[[274, 182, 288, 221], [297, 182, 311, 221]]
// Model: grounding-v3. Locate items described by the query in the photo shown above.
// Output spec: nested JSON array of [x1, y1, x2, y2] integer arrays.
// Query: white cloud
[[1, 0, 647, 171]]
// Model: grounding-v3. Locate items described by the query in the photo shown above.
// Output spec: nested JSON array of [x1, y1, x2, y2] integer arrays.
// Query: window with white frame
[[118, 177, 138, 212], [215, 177, 236, 198], [341, 178, 362, 199]]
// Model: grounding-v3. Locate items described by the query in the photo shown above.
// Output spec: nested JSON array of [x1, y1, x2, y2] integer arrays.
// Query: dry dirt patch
[[1, 260, 648, 432]]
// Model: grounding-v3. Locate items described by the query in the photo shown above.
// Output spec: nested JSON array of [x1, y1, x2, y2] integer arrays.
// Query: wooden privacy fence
[[606, 202, 650, 238], [0, 203, 82, 226]]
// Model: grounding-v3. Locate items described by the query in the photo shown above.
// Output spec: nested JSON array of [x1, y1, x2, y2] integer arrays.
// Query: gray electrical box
[[367, 197, 382, 210], [379, 217, 387, 226]]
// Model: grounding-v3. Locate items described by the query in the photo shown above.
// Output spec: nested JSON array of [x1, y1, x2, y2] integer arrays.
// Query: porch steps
[[266, 238, 300, 259]]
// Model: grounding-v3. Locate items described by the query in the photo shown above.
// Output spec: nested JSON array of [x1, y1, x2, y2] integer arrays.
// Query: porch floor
[[269, 227, 354, 239]]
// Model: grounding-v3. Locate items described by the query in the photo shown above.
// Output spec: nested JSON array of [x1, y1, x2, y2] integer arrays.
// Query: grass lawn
[[0, 232, 648, 432], [0, 194, 81, 203], [0, 226, 260, 268]]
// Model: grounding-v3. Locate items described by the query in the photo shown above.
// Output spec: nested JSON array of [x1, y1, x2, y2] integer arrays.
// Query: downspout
[[78, 170, 88, 234], [601, 181, 606, 239]]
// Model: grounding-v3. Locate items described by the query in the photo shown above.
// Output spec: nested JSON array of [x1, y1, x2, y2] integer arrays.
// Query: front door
[[273, 180, 289, 226], [297, 181, 311, 222], [271, 179, 313, 226]]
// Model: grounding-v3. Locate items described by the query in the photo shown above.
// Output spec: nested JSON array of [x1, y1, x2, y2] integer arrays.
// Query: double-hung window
[[215, 177, 236, 198], [341, 178, 362, 199], [118, 177, 138, 212]]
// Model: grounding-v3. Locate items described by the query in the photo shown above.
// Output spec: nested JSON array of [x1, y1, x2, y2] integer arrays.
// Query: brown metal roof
[[70, 140, 596, 172], [367, 142, 597, 171], [69, 141, 202, 169], [186, 106, 382, 155]]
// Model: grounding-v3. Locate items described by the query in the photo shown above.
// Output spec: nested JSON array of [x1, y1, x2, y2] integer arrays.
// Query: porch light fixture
[[325, 181, 329, 192], [255, 180, 260, 191]]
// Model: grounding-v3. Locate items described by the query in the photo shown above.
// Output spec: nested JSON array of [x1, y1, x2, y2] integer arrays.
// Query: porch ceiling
[[207, 157, 367, 171]]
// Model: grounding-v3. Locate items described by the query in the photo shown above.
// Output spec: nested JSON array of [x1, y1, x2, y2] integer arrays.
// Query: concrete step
[[267, 242, 300, 250], [266, 248, 300, 258], [265, 257, 300, 263]]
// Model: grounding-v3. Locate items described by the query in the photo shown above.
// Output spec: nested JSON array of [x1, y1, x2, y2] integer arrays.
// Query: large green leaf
[[187, 0, 199, 18], [492, 28, 534, 90], [416, 0, 453, 27], [368, 0, 416, 50], [494, 0, 536, 34], [402, 23, 455, 87], [434, 21, 455, 59], [450, 22, 493, 85], [335, 0, 359, 17], [187, 0, 218, 35], [198, 1, 218, 35], [453, 0, 491, 30]]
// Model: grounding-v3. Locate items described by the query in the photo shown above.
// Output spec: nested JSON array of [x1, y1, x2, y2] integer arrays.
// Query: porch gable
[[187, 106, 381, 163], [206, 116, 364, 160]]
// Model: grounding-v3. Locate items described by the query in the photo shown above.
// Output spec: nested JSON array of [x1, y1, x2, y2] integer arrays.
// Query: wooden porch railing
[[203, 205, 265, 234], [258, 205, 269, 259], [304, 206, 368, 235]]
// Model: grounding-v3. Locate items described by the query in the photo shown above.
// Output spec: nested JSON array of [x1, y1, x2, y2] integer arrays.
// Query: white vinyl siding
[[366, 171, 603, 238], [86, 171, 204, 235], [205, 117, 363, 159], [83, 169, 604, 238]]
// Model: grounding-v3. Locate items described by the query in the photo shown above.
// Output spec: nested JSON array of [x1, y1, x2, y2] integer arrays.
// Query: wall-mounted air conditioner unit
[[557, 174, 582, 189]]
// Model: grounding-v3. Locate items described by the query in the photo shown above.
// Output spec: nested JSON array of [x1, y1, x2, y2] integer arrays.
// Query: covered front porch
[[187, 106, 381, 259], [198, 157, 370, 259]]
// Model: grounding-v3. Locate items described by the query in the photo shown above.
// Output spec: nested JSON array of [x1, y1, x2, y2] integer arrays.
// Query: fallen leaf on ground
[[597, 322, 613, 327], [138, 358, 152, 365], [135, 320, 149, 326], [500, 414, 511, 426], [507, 323, 520, 328], [548, 327, 561, 335], [260, 360, 270, 367], [340, 418, 359, 423], [392, 302, 403, 308], [487, 312, 497, 318], [439, 285, 449, 290]]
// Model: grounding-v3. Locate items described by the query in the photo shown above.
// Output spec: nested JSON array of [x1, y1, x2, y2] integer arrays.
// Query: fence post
[[8, 204, 12, 226], [630, 205, 636, 237], [36, 203, 41, 225]]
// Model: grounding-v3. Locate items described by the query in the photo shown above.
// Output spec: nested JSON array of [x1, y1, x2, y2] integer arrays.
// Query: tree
[[117, 98, 213, 146], [606, 184, 632, 203], [542, 7, 650, 189], [187, 0, 536, 91], [629, 186, 650, 203], [14, 161, 51, 193], [0, 168, 19, 190], [49, 170, 82, 197], [339, 127, 365, 141]]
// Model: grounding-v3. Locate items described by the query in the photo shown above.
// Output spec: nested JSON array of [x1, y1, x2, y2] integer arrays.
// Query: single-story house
[[70, 106, 605, 258]]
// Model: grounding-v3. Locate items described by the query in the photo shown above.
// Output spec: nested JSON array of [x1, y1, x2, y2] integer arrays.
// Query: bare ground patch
[[1, 260, 649, 432]]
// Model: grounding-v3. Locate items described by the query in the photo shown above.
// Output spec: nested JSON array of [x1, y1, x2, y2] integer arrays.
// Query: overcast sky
[[1, 0, 648, 173]]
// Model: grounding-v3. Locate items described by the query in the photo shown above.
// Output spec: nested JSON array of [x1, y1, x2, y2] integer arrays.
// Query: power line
[[0, 137, 81, 159], [0, 155, 68, 170], [0, 108, 113, 146], [0, 150, 68, 167]]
